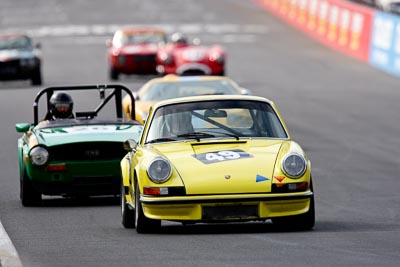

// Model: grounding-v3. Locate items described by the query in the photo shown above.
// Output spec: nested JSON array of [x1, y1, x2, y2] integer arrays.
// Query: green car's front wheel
[[135, 183, 161, 233], [121, 182, 135, 228], [20, 170, 41, 207]]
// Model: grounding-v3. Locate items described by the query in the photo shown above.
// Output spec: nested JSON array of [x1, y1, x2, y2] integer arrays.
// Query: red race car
[[156, 32, 226, 76], [106, 28, 167, 80]]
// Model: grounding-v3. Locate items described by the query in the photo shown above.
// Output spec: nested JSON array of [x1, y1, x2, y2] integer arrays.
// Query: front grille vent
[[132, 54, 157, 62], [48, 142, 126, 161], [202, 205, 259, 220]]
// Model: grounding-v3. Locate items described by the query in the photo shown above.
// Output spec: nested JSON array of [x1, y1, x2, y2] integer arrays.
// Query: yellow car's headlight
[[281, 153, 306, 178], [30, 146, 49, 166], [147, 157, 172, 183]]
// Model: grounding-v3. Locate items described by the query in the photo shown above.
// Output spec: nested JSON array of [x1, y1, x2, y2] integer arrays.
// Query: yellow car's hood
[[153, 139, 284, 194]]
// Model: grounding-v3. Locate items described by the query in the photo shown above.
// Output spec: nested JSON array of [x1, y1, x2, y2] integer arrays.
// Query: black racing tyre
[[216, 69, 225, 76], [31, 68, 42, 85], [135, 182, 161, 233], [272, 181, 315, 231], [110, 67, 119, 80], [272, 197, 315, 231], [20, 169, 41, 207], [121, 182, 135, 228]]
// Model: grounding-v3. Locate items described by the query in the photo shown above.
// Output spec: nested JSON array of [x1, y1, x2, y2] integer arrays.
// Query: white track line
[[0, 221, 22, 267], [0, 23, 269, 38]]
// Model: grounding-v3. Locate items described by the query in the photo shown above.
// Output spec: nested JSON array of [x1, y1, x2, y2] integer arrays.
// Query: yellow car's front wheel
[[271, 179, 315, 230], [271, 196, 315, 230], [135, 182, 161, 233], [121, 182, 135, 228]]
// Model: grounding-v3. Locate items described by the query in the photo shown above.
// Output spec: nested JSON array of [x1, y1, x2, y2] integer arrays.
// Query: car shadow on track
[[142, 219, 399, 235], [38, 195, 119, 207], [151, 221, 315, 235]]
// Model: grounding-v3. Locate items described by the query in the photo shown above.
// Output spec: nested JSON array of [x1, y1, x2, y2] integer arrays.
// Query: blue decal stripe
[[256, 174, 269, 182]]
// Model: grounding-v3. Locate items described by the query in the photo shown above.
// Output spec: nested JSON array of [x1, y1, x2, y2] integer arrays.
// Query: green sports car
[[16, 85, 143, 206]]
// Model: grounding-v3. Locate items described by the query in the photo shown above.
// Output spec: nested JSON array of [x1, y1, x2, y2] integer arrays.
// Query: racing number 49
[[205, 150, 240, 161]]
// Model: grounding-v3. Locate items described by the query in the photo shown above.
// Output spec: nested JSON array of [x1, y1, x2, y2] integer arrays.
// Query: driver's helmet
[[49, 91, 74, 119], [165, 111, 193, 136], [171, 32, 188, 45]]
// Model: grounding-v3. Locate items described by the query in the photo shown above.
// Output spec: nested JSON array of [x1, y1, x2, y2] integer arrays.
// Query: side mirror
[[240, 88, 251, 95], [123, 139, 137, 152], [16, 123, 31, 133], [35, 43, 41, 49]]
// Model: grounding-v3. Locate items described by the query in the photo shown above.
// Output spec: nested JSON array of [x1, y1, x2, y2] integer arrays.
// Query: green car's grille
[[48, 142, 126, 161]]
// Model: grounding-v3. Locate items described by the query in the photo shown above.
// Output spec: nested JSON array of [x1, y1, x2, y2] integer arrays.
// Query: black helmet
[[171, 32, 188, 45], [49, 91, 73, 119]]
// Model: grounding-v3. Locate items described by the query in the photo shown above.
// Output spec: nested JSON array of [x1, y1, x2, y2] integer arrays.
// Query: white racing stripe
[[0, 221, 23, 267], [0, 23, 269, 40], [45, 34, 258, 46]]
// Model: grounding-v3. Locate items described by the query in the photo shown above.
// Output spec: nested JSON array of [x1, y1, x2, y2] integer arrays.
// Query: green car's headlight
[[281, 153, 306, 178], [147, 158, 172, 183], [30, 146, 49, 166]]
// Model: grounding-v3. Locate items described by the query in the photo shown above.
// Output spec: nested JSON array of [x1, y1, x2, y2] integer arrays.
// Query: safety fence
[[256, 0, 400, 77]]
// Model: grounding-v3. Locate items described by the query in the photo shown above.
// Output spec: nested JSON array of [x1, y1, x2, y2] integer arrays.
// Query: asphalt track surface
[[1, 0, 400, 266]]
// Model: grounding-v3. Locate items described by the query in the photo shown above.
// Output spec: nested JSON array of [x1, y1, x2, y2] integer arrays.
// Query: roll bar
[[32, 84, 135, 125]]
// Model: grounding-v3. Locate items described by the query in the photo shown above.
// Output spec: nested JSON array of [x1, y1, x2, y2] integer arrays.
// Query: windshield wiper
[[146, 137, 177, 144], [202, 130, 240, 140], [177, 132, 215, 141]]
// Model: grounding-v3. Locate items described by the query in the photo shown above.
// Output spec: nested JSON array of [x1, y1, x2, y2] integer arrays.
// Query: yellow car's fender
[[121, 153, 135, 203], [272, 141, 311, 187]]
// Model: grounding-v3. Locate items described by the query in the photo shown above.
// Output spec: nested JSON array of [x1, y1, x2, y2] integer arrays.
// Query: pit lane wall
[[256, 0, 400, 77]]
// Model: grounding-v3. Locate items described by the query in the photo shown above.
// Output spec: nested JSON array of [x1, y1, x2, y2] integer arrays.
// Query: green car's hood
[[152, 139, 284, 194], [35, 124, 142, 146]]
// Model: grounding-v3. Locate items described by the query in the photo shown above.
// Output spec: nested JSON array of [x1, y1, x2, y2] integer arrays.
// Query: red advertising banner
[[256, 0, 374, 61]]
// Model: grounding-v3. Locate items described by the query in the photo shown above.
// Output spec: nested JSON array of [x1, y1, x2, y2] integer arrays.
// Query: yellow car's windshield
[[145, 100, 288, 143]]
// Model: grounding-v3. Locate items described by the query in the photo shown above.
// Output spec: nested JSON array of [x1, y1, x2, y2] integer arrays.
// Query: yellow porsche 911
[[120, 95, 314, 233], [122, 74, 250, 124]]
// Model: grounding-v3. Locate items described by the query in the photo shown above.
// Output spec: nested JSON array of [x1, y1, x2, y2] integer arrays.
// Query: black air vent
[[48, 142, 125, 161]]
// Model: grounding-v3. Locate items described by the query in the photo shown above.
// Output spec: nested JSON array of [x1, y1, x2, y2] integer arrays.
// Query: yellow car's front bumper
[[139, 191, 313, 221]]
